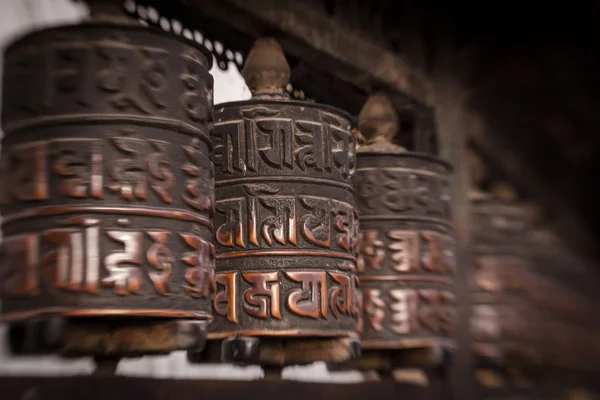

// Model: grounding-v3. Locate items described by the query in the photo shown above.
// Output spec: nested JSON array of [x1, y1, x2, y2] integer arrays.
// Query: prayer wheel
[[200, 37, 360, 367], [0, 2, 215, 356], [470, 198, 540, 368], [354, 93, 457, 373], [529, 228, 600, 372], [472, 196, 600, 380], [468, 168, 539, 369]]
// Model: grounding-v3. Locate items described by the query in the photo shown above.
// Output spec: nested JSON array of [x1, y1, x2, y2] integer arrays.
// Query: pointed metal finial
[[468, 150, 486, 188], [490, 181, 518, 201], [242, 37, 291, 99], [358, 93, 405, 152], [358, 93, 398, 144]]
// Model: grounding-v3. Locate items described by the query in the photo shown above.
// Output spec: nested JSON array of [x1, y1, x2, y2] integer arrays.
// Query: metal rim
[[215, 98, 356, 127], [357, 150, 453, 173], [2, 308, 213, 323], [207, 330, 359, 339], [362, 338, 455, 350], [3, 21, 214, 69], [470, 197, 530, 210]]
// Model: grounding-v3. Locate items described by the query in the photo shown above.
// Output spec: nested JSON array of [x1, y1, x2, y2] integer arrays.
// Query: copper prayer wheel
[[353, 93, 457, 374], [529, 228, 600, 372], [0, 5, 215, 356], [469, 182, 540, 369], [470, 173, 600, 377], [197, 38, 360, 367]]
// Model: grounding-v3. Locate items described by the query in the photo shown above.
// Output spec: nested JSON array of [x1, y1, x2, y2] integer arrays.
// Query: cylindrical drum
[[0, 20, 214, 356], [205, 38, 359, 367], [530, 229, 600, 372], [470, 198, 539, 368], [354, 94, 457, 372]]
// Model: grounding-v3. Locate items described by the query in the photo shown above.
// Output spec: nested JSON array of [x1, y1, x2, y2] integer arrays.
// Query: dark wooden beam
[[0, 377, 431, 400], [221, 0, 429, 102], [138, 0, 432, 148], [1, 375, 591, 400]]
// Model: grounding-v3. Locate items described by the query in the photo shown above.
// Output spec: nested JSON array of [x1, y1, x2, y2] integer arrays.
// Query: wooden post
[[430, 79, 478, 399]]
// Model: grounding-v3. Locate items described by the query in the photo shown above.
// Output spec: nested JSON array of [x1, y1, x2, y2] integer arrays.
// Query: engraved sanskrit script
[[0, 221, 214, 298]]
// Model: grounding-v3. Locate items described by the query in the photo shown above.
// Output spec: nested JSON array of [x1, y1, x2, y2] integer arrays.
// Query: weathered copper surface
[[210, 98, 358, 337], [204, 38, 359, 366], [0, 21, 214, 355], [355, 94, 456, 371]]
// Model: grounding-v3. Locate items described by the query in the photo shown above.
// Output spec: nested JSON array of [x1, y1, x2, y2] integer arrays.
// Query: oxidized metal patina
[[355, 93, 457, 373], [202, 38, 360, 367], [0, 8, 215, 356]]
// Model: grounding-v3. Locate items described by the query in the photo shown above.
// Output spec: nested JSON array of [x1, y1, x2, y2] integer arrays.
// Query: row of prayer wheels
[[469, 160, 600, 376], [0, 3, 598, 378]]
